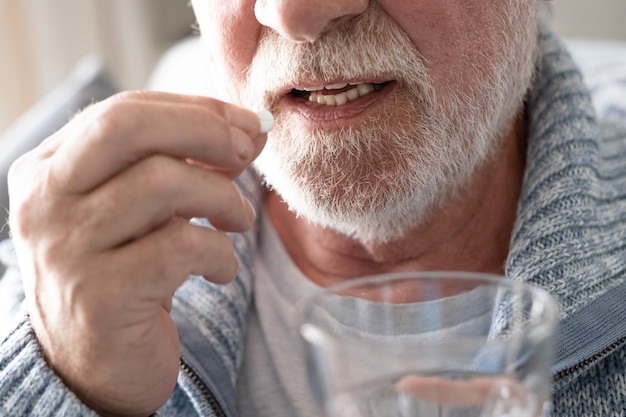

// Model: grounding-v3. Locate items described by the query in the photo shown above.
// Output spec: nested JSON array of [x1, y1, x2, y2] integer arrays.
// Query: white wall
[[548, 0, 626, 41], [0, 0, 195, 135]]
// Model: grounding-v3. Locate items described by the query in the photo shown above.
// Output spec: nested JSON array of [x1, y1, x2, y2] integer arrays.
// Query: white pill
[[256, 109, 275, 133]]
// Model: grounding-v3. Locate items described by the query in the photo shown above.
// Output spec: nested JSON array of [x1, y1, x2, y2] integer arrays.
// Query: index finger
[[46, 91, 263, 193]]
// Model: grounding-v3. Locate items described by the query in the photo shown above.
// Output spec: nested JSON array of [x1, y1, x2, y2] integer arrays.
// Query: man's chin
[[269, 183, 434, 244]]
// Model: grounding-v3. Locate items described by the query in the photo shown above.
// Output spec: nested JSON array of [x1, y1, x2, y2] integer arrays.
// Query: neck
[[267, 114, 527, 287]]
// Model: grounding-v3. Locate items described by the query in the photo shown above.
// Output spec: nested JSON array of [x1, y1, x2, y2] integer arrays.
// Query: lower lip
[[280, 83, 397, 126]]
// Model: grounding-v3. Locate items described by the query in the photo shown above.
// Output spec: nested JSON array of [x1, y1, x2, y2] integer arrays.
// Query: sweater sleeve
[[0, 238, 100, 416], [0, 310, 223, 417], [0, 315, 100, 416]]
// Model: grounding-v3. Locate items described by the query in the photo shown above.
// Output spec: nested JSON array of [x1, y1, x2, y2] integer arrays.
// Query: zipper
[[180, 357, 227, 417], [553, 335, 626, 382]]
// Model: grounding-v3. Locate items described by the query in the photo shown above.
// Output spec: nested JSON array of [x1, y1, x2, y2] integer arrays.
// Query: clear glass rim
[[298, 270, 560, 328]]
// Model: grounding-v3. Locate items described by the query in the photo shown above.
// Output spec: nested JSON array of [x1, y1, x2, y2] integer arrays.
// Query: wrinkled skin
[[9, 92, 265, 415]]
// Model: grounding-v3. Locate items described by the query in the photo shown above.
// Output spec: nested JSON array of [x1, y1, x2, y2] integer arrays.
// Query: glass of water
[[298, 271, 559, 417]]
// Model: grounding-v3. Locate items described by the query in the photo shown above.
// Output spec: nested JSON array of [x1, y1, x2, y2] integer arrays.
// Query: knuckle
[[7, 149, 42, 195], [7, 160, 28, 210], [39, 233, 75, 274], [8, 167, 87, 254], [214, 185, 253, 231], [166, 223, 238, 284], [208, 102, 228, 120], [192, 100, 231, 136], [8, 207, 34, 240], [94, 101, 131, 134], [152, 222, 201, 282], [89, 93, 145, 141], [203, 232, 238, 283], [7, 153, 27, 180], [187, 106, 231, 144], [138, 156, 179, 194], [7, 169, 48, 240], [170, 222, 205, 258], [107, 90, 149, 105]]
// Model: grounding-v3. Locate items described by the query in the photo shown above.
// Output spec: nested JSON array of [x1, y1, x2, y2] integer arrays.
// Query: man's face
[[191, 0, 538, 243]]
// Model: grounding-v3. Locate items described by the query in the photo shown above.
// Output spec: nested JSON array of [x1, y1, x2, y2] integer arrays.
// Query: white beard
[[243, 2, 537, 243]]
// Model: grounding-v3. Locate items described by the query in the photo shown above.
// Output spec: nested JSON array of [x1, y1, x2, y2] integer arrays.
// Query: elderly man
[[1, 0, 625, 416]]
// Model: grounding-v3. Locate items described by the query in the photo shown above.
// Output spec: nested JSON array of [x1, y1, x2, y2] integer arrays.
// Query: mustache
[[244, 5, 431, 110]]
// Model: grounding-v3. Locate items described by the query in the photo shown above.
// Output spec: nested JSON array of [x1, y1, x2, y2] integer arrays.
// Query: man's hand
[[7, 91, 266, 416]]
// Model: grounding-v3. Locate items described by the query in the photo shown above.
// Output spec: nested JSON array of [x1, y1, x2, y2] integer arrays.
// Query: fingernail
[[256, 109, 274, 133], [233, 128, 254, 160], [242, 195, 256, 223]]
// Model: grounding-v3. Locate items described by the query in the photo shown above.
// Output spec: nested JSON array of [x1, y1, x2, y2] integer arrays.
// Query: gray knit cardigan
[[1, 28, 626, 416]]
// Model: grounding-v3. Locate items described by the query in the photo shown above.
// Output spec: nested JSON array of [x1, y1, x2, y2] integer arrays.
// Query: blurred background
[[0, 0, 625, 136], [0, 0, 195, 137]]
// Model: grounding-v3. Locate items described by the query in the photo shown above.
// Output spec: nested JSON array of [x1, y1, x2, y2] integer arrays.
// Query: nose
[[254, 0, 369, 42]]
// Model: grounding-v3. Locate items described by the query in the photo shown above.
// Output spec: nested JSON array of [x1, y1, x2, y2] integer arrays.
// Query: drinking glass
[[298, 271, 559, 417]]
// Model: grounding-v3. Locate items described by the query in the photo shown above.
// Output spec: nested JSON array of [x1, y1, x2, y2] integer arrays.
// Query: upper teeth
[[297, 82, 378, 106], [298, 82, 352, 92]]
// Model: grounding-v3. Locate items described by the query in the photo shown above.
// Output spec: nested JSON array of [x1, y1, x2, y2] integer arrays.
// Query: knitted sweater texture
[[1, 28, 626, 416]]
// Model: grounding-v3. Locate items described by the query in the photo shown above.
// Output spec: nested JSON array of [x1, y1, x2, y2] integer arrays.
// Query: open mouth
[[290, 81, 394, 106]]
